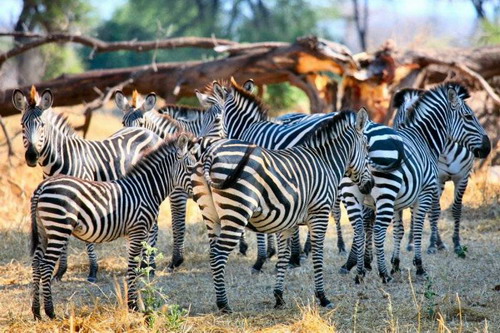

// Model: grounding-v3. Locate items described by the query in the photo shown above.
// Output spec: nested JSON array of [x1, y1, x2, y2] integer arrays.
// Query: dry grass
[[0, 110, 499, 332]]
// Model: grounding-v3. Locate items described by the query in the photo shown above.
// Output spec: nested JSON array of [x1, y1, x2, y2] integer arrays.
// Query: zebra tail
[[369, 160, 402, 173], [204, 145, 256, 189], [30, 187, 42, 256]]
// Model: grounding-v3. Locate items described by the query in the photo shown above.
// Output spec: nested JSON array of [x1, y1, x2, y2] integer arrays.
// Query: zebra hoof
[[32, 307, 41, 321], [380, 273, 393, 284], [87, 276, 97, 283], [339, 266, 350, 275], [427, 247, 437, 255], [338, 249, 347, 256], [251, 268, 263, 275], [323, 302, 335, 310], [217, 302, 232, 314], [437, 243, 447, 251], [267, 248, 276, 259], [354, 274, 364, 285], [406, 244, 414, 252], [239, 242, 248, 256]]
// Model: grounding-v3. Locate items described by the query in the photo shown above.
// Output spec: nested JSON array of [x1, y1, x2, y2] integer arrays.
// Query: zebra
[[188, 110, 373, 312], [339, 82, 490, 282], [12, 86, 161, 283], [115, 90, 222, 269], [199, 79, 404, 279], [392, 87, 476, 256], [276, 112, 405, 260], [29, 133, 193, 320]]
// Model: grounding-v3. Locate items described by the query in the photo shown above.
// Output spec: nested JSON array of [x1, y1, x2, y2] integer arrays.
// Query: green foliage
[[423, 277, 439, 319], [456, 245, 468, 259], [42, 44, 85, 80], [263, 83, 309, 112], [476, 20, 500, 46], [134, 241, 188, 330]]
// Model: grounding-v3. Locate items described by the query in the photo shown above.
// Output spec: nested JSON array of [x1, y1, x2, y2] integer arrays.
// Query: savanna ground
[[0, 109, 499, 332]]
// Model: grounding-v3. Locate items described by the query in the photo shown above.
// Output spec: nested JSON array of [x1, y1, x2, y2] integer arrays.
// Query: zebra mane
[[224, 79, 269, 118], [404, 82, 470, 126], [125, 132, 188, 176], [392, 88, 425, 110], [154, 112, 190, 133], [50, 111, 76, 136], [158, 104, 206, 121], [296, 110, 356, 145]]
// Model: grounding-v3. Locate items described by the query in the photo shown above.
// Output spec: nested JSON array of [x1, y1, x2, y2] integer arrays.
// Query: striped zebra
[[393, 88, 476, 256], [340, 82, 490, 282], [197, 79, 355, 272], [189, 110, 373, 312], [12, 87, 161, 283], [277, 112, 405, 261], [200, 79, 404, 279], [29, 133, 193, 319], [115, 90, 222, 269]]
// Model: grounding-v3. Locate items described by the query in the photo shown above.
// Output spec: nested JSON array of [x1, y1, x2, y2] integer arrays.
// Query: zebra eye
[[463, 114, 474, 121]]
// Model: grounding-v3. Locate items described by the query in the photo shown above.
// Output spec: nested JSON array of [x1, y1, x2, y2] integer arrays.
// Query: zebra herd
[[14, 79, 490, 319]]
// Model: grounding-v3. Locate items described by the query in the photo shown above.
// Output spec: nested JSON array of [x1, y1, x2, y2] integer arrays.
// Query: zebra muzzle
[[472, 135, 491, 159], [25, 145, 39, 167], [359, 176, 375, 195]]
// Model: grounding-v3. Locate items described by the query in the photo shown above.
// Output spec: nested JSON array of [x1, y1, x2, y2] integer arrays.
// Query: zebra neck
[[118, 155, 175, 206], [37, 127, 68, 175], [224, 94, 267, 139], [399, 114, 447, 161]]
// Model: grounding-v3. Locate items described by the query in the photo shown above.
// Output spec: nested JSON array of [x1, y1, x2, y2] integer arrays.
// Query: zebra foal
[[189, 110, 374, 312], [29, 133, 193, 319]]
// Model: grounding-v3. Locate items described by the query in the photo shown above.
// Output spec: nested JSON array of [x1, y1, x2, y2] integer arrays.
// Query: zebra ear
[[356, 107, 369, 133], [213, 82, 226, 100], [243, 79, 256, 93], [141, 93, 156, 113], [114, 90, 129, 111], [447, 88, 460, 110], [39, 89, 53, 111], [195, 90, 212, 108], [12, 89, 28, 112], [177, 133, 190, 154]]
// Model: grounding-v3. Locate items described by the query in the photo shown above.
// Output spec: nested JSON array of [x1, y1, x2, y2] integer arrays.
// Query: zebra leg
[[273, 230, 293, 309], [411, 191, 434, 278], [31, 245, 43, 320], [168, 189, 188, 270], [211, 224, 245, 313], [41, 240, 68, 319], [288, 228, 301, 268], [239, 230, 248, 256], [86, 243, 99, 283], [303, 231, 311, 257], [452, 177, 469, 256], [390, 210, 404, 275], [339, 190, 365, 274], [373, 200, 396, 283], [140, 223, 158, 278], [427, 198, 441, 254], [309, 215, 333, 308], [332, 197, 346, 254], [52, 243, 68, 281], [267, 233, 277, 258], [127, 231, 148, 311], [406, 208, 414, 251], [252, 233, 268, 273], [363, 207, 375, 271]]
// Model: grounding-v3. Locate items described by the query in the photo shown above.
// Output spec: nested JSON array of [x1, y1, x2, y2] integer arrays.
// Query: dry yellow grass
[[0, 110, 499, 332]]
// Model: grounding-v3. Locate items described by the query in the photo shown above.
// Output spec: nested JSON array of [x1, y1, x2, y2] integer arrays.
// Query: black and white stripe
[[341, 82, 490, 282], [189, 110, 373, 312], [29, 134, 192, 319], [116, 90, 221, 269], [13, 88, 161, 283], [393, 87, 477, 256]]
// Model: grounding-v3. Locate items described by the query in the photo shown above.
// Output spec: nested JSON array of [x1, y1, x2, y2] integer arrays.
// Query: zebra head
[[346, 108, 375, 195], [116, 90, 157, 127], [195, 82, 225, 136], [444, 84, 490, 158], [221, 78, 268, 139], [12, 86, 53, 167], [174, 133, 196, 195]]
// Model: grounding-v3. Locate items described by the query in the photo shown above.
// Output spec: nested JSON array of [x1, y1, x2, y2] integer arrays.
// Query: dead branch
[[0, 115, 14, 161], [0, 32, 237, 67]]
